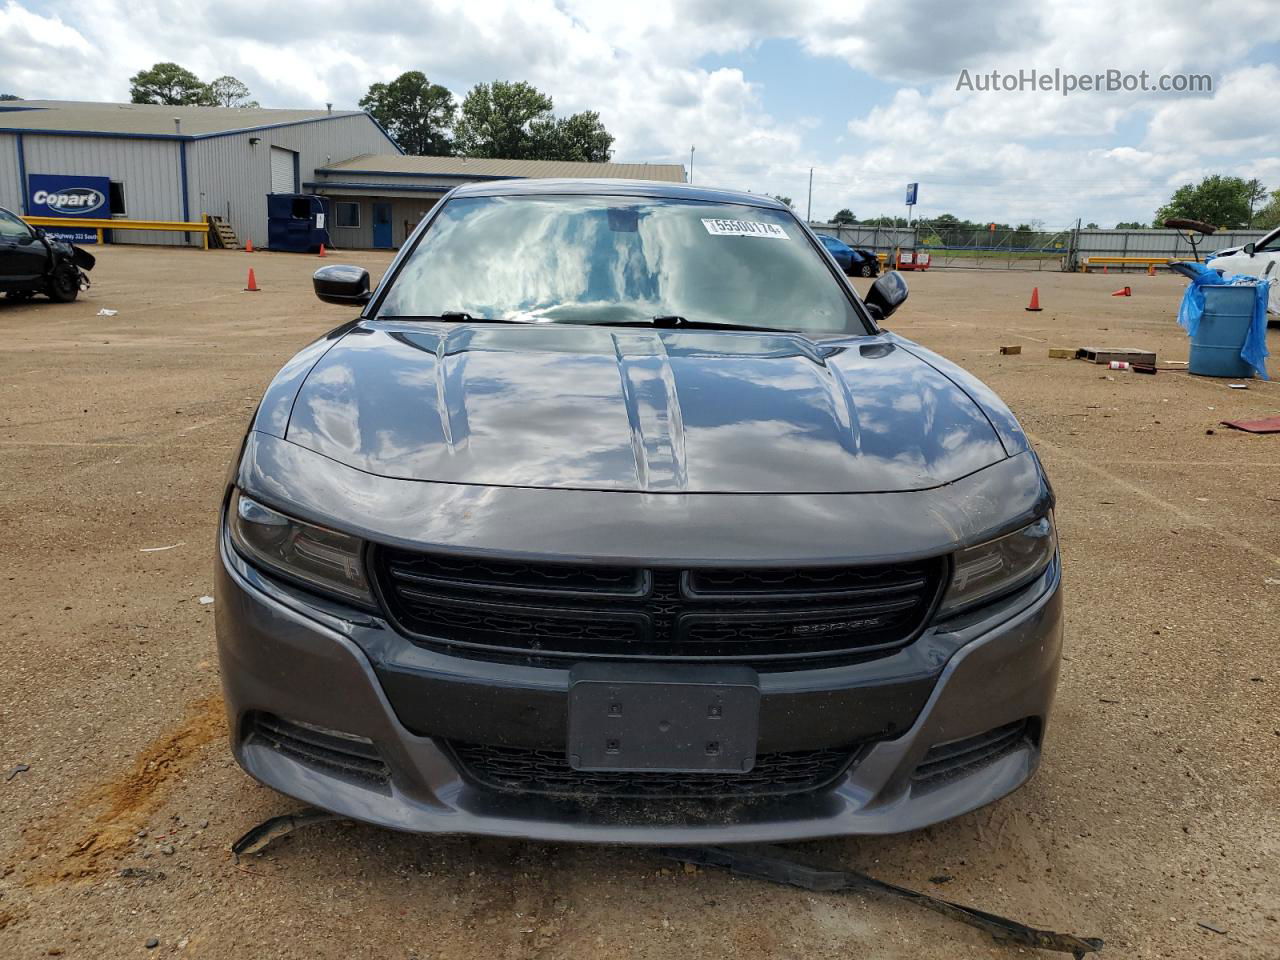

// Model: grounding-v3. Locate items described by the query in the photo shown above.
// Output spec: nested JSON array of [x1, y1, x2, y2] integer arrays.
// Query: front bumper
[[215, 528, 1062, 843]]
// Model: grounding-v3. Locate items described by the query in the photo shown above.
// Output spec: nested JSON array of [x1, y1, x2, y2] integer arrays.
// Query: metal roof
[[318, 153, 687, 183], [0, 100, 366, 138]]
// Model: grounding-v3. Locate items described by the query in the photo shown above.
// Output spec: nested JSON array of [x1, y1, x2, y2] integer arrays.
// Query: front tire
[[859, 262, 875, 277], [46, 266, 81, 303]]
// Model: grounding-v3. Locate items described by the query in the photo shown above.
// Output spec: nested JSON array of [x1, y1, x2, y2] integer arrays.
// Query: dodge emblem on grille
[[792, 618, 883, 635]]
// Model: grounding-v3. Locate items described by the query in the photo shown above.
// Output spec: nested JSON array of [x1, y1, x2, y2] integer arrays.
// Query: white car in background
[[1209, 225, 1280, 317]]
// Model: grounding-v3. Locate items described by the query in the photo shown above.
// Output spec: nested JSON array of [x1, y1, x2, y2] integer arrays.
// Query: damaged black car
[[0, 205, 94, 303]]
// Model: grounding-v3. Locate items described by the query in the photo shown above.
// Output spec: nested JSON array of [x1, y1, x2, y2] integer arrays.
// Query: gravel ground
[[1, 246, 1277, 959]]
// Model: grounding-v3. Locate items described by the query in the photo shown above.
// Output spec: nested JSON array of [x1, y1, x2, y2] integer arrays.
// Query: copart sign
[[28, 174, 110, 218]]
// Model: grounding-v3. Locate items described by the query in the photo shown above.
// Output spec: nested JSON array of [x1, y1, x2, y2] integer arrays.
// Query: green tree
[[772, 195, 793, 208], [1085, 222, 1100, 229], [207, 75, 258, 108], [0, 93, 19, 101], [455, 81, 553, 159], [359, 71, 456, 156], [1155, 175, 1257, 229], [1254, 189, 1280, 230], [528, 110, 613, 162], [832, 208, 856, 225], [129, 62, 213, 105], [1244, 177, 1268, 227], [1114, 221, 1145, 229]]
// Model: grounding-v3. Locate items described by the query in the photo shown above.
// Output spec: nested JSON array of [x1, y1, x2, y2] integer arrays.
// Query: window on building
[[109, 181, 126, 216], [335, 201, 360, 228]]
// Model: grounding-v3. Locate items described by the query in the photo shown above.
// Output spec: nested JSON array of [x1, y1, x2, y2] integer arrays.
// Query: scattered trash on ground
[[1196, 921, 1228, 935], [1049, 348, 1074, 359], [1108, 361, 1130, 371], [5, 763, 30, 782], [140, 542, 185, 553], [1000, 345, 1022, 355], [96, 308, 119, 317], [1077, 346, 1156, 366], [198, 595, 214, 605], [231, 808, 343, 861], [660, 847, 1104, 958], [1227, 383, 1249, 390], [1220, 416, 1280, 434]]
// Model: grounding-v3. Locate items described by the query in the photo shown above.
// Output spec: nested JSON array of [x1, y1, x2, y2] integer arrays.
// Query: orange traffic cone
[[1102, 265, 1108, 275], [245, 239, 254, 253], [1025, 287, 1043, 312], [1111, 286, 1131, 297], [317, 243, 327, 258], [245, 268, 260, 292]]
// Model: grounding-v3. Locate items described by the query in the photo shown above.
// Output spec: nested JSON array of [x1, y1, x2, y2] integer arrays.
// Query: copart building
[[0, 100, 685, 250]]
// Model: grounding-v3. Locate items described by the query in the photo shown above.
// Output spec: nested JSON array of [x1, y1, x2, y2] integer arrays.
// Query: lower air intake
[[912, 719, 1037, 787], [447, 741, 859, 799], [248, 713, 390, 787]]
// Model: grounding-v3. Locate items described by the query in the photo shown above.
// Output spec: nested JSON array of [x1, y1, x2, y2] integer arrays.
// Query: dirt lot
[[1, 246, 1277, 959]]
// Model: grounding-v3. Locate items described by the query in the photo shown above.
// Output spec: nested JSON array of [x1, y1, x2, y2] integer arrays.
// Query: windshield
[[377, 194, 866, 334]]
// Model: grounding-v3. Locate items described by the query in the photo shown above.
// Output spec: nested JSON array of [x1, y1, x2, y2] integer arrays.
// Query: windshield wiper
[[387, 312, 530, 324], [603, 315, 794, 333]]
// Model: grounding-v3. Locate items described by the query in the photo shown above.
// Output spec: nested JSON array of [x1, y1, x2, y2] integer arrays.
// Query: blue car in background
[[819, 234, 880, 277]]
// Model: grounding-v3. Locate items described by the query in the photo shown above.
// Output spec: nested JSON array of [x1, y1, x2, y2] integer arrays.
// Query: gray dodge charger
[[215, 179, 1061, 842]]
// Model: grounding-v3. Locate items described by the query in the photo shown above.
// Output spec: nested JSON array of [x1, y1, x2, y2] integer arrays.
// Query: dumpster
[[1171, 261, 1270, 380], [267, 194, 330, 253]]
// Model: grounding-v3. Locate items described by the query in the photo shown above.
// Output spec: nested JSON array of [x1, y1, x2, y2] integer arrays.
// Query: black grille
[[374, 549, 944, 668], [248, 713, 390, 786], [448, 740, 858, 799], [912, 719, 1035, 787]]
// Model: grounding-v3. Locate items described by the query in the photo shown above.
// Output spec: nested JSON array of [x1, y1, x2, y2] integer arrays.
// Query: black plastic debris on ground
[[661, 846, 1104, 959], [230, 810, 1105, 959]]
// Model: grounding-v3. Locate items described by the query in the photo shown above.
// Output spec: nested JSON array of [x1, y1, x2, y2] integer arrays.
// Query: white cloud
[[2, 0, 1279, 226]]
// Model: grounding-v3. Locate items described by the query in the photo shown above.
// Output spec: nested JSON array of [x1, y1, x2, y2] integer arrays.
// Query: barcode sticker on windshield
[[701, 218, 789, 239]]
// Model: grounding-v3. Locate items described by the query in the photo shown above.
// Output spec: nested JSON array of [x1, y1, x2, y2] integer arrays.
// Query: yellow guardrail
[[21, 216, 211, 249], [1081, 256, 1172, 272]]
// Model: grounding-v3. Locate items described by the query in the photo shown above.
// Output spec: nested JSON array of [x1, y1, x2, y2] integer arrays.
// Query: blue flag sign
[[905, 182, 918, 206]]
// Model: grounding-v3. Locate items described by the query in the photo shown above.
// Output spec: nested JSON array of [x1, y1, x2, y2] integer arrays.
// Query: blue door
[[372, 202, 393, 248]]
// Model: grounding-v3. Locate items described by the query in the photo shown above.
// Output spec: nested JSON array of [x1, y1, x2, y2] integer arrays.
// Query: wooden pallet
[[1076, 346, 1156, 365], [208, 216, 239, 250]]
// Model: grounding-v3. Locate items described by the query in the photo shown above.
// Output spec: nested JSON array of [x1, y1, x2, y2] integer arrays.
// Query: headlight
[[228, 491, 373, 605], [938, 515, 1056, 616]]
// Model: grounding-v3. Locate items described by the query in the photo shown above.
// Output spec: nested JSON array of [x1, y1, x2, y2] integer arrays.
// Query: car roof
[[450, 177, 789, 210]]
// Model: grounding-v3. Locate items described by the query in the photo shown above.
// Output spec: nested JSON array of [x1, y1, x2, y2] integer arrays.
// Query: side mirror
[[1244, 242, 1255, 256], [314, 264, 372, 306], [864, 270, 908, 323]]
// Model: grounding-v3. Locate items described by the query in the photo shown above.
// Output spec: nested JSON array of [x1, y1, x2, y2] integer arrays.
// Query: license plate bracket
[[567, 664, 760, 773]]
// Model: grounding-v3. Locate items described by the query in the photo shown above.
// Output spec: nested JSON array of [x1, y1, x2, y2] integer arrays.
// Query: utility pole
[[689, 146, 695, 184], [806, 167, 813, 222]]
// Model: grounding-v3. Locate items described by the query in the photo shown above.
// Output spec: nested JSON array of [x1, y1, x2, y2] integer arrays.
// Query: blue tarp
[[1173, 261, 1270, 380]]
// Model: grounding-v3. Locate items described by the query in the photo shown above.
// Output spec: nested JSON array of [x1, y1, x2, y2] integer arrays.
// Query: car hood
[[283, 322, 1008, 493]]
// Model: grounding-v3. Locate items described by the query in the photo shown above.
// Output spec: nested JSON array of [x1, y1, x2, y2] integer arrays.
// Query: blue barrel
[[1189, 285, 1258, 378]]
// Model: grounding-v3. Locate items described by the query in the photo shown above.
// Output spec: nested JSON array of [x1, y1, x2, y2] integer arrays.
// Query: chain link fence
[[809, 221, 1271, 272]]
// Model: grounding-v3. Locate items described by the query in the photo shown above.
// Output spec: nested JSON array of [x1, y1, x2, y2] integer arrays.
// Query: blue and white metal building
[[0, 100, 399, 247]]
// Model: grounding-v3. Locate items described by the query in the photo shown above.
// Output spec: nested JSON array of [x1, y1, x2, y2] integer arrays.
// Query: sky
[[2, 0, 1279, 228]]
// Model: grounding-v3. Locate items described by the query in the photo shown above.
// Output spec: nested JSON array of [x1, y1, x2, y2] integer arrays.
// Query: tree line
[[124, 64, 613, 163]]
